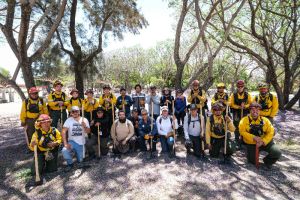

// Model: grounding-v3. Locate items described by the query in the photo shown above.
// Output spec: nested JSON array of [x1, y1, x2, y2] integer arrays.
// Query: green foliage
[[0, 67, 11, 78]]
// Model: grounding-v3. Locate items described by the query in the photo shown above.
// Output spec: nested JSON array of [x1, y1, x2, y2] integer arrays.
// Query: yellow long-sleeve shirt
[[20, 98, 48, 124], [187, 89, 207, 109], [206, 115, 235, 145], [83, 98, 99, 112], [253, 93, 279, 118], [47, 91, 68, 110], [99, 93, 117, 110], [239, 115, 274, 145], [229, 92, 252, 110], [66, 98, 83, 112], [211, 92, 229, 106], [29, 127, 62, 152]]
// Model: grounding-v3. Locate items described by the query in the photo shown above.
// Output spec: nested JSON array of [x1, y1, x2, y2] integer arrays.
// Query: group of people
[[20, 79, 282, 184]]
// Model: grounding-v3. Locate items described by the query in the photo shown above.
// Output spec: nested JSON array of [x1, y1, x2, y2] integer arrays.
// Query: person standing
[[160, 87, 174, 115], [229, 80, 252, 148], [146, 85, 160, 121], [99, 84, 117, 130], [132, 84, 146, 115], [83, 89, 99, 123], [47, 80, 68, 128], [20, 87, 48, 148], [116, 87, 133, 118], [187, 80, 207, 118], [253, 82, 279, 124]]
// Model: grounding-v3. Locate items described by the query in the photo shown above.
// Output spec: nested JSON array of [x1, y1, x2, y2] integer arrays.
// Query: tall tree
[[0, 0, 67, 99], [173, 0, 246, 90], [51, 0, 147, 97], [224, 0, 300, 109]]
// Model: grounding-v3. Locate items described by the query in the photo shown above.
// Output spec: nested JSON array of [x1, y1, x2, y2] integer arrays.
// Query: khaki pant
[[25, 118, 37, 143]]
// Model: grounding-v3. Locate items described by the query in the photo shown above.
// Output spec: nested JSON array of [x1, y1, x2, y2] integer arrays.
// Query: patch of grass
[[286, 138, 297, 146], [15, 168, 32, 181]]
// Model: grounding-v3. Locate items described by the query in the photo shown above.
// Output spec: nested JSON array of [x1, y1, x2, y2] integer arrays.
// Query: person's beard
[[31, 96, 38, 100], [260, 92, 267, 97], [119, 118, 126, 123]]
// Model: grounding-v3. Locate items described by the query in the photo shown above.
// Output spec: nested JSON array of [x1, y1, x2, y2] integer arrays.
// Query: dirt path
[[0, 102, 299, 200]]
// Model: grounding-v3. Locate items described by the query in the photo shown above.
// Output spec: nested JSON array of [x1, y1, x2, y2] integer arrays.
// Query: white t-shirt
[[156, 116, 178, 136], [63, 117, 90, 145]]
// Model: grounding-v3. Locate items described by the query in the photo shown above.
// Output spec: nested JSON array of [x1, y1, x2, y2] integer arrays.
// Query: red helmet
[[37, 114, 52, 123], [236, 80, 245, 87], [28, 87, 39, 94], [192, 80, 200, 86]]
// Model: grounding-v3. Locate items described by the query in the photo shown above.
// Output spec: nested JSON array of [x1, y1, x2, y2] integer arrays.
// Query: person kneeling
[[29, 114, 61, 184], [86, 107, 110, 158], [111, 110, 136, 155], [61, 106, 90, 172], [184, 104, 205, 158], [138, 109, 158, 153], [239, 102, 281, 169], [157, 106, 178, 157], [206, 103, 235, 162]]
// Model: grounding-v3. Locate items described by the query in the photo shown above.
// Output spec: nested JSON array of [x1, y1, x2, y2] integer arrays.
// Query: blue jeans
[[62, 140, 84, 165], [160, 136, 174, 152]]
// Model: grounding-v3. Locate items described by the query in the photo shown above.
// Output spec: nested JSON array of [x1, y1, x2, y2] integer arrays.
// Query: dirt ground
[[0, 102, 299, 200]]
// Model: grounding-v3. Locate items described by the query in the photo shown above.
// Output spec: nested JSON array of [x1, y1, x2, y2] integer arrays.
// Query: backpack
[[214, 93, 229, 101], [70, 97, 82, 106], [233, 91, 249, 105], [25, 97, 44, 113], [187, 114, 201, 127], [191, 89, 208, 109], [248, 116, 264, 136], [255, 93, 273, 110], [37, 127, 57, 148], [159, 116, 173, 125], [51, 91, 66, 101], [209, 115, 225, 136]]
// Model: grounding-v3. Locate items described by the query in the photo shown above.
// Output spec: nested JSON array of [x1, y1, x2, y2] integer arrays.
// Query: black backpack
[[187, 114, 201, 127], [25, 97, 44, 113]]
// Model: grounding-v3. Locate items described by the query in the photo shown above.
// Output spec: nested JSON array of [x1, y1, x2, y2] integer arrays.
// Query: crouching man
[[61, 106, 90, 172], [111, 110, 136, 155], [239, 102, 281, 169]]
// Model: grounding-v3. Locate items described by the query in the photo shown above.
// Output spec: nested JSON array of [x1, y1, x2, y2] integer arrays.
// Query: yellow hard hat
[[217, 83, 225, 88]]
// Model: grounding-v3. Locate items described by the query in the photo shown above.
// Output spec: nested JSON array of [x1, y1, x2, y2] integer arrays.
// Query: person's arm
[[29, 131, 38, 151], [244, 93, 252, 109], [61, 127, 70, 148], [138, 120, 146, 137], [98, 96, 104, 106], [93, 99, 99, 110], [239, 117, 255, 144], [227, 117, 236, 132], [153, 95, 160, 105], [55, 129, 62, 145], [151, 120, 158, 135], [48, 93, 58, 107], [125, 121, 135, 141], [82, 118, 91, 134], [156, 117, 167, 135], [111, 94, 117, 105], [110, 121, 116, 141], [128, 96, 133, 107], [159, 96, 164, 106], [42, 100, 49, 115], [270, 95, 279, 117], [261, 118, 274, 145], [20, 101, 27, 126], [187, 92, 193, 103], [205, 119, 212, 145], [230, 93, 240, 109], [183, 114, 190, 140]]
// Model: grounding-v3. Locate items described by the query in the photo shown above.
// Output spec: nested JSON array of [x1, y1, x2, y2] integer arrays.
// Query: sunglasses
[[141, 113, 148, 116]]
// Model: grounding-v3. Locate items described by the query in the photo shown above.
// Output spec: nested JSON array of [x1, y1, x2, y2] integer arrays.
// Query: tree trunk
[[74, 63, 84, 98], [174, 63, 184, 90], [21, 62, 35, 89], [284, 87, 300, 110]]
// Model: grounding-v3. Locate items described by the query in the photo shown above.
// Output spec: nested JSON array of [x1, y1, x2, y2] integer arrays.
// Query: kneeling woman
[[30, 114, 62, 184]]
